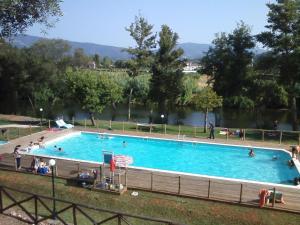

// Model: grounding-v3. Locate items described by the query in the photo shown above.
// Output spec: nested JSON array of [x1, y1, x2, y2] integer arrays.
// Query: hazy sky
[[26, 0, 276, 47]]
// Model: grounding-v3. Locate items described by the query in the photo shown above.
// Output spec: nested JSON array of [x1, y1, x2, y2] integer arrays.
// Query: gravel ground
[[0, 214, 28, 225]]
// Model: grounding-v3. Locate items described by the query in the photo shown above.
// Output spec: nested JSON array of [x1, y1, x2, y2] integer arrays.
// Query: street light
[[49, 159, 56, 220], [39, 108, 43, 126], [160, 114, 164, 132]]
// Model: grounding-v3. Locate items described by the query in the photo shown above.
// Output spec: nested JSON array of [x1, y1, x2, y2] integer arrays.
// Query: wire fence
[[69, 118, 300, 146], [1, 117, 300, 146]]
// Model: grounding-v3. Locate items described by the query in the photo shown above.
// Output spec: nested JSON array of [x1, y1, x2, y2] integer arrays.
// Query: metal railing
[[70, 119, 300, 146], [0, 185, 183, 225], [1, 118, 300, 146]]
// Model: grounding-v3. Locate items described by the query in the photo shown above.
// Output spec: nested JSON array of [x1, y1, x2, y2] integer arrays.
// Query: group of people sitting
[[31, 157, 51, 174], [19, 136, 45, 153], [219, 128, 244, 140]]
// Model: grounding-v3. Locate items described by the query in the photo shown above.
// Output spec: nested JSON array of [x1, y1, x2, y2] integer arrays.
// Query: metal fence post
[[262, 130, 265, 141], [48, 120, 51, 129], [73, 204, 77, 225], [239, 184, 243, 203], [72, 117, 75, 126], [118, 214, 122, 225], [178, 176, 181, 195], [109, 120, 112, 129], [34, 195, 38, 224], [151, 172, 153, 191], [279, 131, 282, 144], [272, 187, 276, 207], [243, 129, 246, 141], [164, 124, 167, 135], [208, 180, 211, 198], [7, 128, 9, 141], [0, 186, 3, 213]]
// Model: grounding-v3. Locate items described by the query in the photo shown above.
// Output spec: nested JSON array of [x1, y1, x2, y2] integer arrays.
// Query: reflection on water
[[57, 104, 294, 131]]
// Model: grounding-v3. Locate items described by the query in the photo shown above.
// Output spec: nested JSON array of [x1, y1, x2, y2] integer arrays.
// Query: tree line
[[0, 0, 300, 130]]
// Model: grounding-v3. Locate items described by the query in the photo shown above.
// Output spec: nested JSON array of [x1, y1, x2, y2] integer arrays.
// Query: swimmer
[[272, 155, 278, 161], [58, 147, 63, 152], [248, 148, 255, 157], [122, 141, 127, 147], [288, 159, 295, 167]]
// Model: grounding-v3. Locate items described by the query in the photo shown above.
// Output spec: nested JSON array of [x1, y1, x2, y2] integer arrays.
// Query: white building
[[183, 62, 200, 73]]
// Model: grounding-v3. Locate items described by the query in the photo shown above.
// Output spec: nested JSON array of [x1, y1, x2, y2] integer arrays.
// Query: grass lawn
[[0, 170, 299, 225]]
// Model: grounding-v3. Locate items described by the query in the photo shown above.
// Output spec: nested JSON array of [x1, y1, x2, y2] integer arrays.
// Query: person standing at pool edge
[[13, 146, 22, 170], [209, 122, 215, 139]]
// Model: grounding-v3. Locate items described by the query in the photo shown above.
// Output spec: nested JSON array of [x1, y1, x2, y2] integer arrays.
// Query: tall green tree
[[149, 25, 185, 116], [72, 48, 89, 68], [93, 54, 101, 68], [0, 0, 62, 38], [125, 15, 156, 76], [125, 15, 156, 120], [201, 22, 255, 107], [193, 87, 223, 132], [65, 69, 124, 126], [257, 0, 300, 130]]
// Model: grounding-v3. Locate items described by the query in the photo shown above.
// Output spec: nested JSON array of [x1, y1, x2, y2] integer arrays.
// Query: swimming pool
[[31, 132, 300, 185], [0, 141, 7, 145]]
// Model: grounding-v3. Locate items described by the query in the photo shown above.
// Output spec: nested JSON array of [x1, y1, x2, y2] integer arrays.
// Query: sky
[[26, 0, 276, 47]]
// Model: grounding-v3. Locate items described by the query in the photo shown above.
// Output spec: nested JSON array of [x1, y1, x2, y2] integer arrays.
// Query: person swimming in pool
[[122, 141, 127, 148], [248, 148, 255, 157]]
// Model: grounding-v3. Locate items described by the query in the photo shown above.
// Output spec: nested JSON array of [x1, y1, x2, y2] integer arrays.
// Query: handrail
[[0, 185, 184, 225]]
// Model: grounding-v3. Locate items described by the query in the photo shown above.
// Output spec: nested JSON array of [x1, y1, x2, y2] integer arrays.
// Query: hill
[[8, 34, 264, 60]]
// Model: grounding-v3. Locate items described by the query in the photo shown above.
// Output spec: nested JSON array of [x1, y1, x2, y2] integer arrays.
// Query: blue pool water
[[0, 141, 7, 145], [31, 132, 299, 185]]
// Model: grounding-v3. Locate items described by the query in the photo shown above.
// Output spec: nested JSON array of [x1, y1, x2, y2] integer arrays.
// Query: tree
[[72, 48, 89, 68], [125, 15, 156, 76], [257, 0, 300, 130], [201, 22, 255, 107], [101, 56, 112, 68], [0, 0, 62, 38], [193, 87, 223, 132], [29, 39, 71, 63], [65, 69, 124, 126], [93, 54, 101, 68], [149, 25, 185, 116], [125, 15, 156, 120]]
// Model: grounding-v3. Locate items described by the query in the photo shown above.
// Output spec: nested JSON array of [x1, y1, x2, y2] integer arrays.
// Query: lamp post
[[39, 108, 43, 126], [160, 114, 164, 131], [49, 159, 56, 220]]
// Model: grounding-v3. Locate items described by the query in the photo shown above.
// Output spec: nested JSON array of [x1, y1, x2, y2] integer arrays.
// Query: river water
[[57, 104, 294, 131], [3, 101, 295, 130]]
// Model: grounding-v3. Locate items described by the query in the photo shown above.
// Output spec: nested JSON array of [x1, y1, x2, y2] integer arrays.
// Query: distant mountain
[[177, 42, 211, 59], [9, 34, 130, 60], [8, 34, 264, 60]]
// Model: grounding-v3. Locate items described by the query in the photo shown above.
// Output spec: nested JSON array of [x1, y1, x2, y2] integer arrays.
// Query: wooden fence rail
[[0, 185, 183, 225]]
